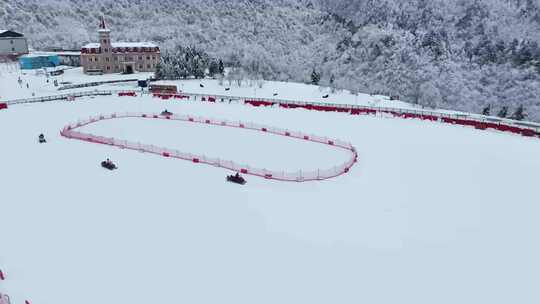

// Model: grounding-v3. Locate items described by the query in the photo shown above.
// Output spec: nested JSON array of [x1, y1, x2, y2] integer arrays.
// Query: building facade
[[0, 30, 29, 56], [80, 17, 160, 74]]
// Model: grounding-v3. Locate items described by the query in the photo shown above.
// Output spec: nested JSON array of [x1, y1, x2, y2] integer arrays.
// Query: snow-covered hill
[[1, 65, 540, 304]]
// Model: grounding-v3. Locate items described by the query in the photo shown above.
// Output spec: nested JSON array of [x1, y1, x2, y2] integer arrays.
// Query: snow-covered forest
[[2, 0, 540, 120]]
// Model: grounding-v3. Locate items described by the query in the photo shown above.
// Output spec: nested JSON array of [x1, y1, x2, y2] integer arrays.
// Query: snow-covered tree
[[497, 106, 508, 118]]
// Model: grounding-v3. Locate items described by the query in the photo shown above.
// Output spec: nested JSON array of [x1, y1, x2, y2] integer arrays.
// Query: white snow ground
[[2, 66, 540, 304], [0, 65, 411, 109]]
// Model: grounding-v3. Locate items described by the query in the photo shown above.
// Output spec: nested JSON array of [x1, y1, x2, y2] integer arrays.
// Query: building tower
[[98, 16, 113, 72], [98, 16, 111, 49]]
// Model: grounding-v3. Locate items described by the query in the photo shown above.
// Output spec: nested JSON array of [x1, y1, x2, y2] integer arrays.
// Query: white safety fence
[[61, 112, 358, 182]]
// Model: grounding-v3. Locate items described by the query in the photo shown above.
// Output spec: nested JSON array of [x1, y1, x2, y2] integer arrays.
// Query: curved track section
[[60, 113, 358, 182]]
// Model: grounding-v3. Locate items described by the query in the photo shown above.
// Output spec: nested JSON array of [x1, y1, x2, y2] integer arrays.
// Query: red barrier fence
[[0, 103, 7, 110], [148, 91, 540, 139], [244, 100, 540, 140], [118, 92, 137, 97], [5, 89, 540, 139], [152, 93, 190, 100], [60, 113, 358, 182]]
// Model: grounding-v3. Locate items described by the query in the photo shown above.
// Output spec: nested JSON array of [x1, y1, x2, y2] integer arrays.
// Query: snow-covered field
[[2, 66, 540, 304], [0, 65, 413, 109]]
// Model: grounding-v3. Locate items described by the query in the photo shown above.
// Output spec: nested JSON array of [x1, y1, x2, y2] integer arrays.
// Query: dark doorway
[[125, 65, 134, 74]]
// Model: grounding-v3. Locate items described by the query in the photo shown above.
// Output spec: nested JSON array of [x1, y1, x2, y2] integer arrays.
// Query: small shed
[[19, 53, 60, 70]]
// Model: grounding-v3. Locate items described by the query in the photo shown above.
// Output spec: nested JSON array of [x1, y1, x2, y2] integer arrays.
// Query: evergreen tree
[[154, 62, 165, 80], [510, 105, 526, 121], [208, 60, 219, 78], [497, 106, 508, 118], [218, 59, 225, 75], [192, 58, 205, 79], [482, 104, 491, 116], [330, 74, 336, 92], [311, 69, 321, 85]]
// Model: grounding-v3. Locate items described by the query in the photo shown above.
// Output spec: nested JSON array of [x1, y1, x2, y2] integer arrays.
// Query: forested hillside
[[2, 0, 540, 120]]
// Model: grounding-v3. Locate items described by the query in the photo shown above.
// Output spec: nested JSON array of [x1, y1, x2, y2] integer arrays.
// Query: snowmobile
[[38, 134, 46, 143], [161, 109, 173, 116], [101, 159, 117, 170], [227, 173, 246, 185]]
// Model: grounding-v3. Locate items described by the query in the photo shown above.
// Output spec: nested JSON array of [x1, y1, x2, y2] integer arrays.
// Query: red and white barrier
[[60, 113, 358, 182], [118, 91, 137, 97], [147, 92, 540, 139], [0, 103, 7, 110], [243, 100, 540, 139]]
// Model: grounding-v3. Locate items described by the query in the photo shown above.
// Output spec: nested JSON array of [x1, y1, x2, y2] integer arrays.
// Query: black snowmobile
[[161, 109, 173, 116], [38, 134, 46, 143], [227, 173, 246, 185], [101, 159, 118, 170]]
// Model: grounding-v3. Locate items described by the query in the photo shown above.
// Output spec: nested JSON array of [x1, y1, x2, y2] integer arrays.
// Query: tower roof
[[98, 16, 110, 33]]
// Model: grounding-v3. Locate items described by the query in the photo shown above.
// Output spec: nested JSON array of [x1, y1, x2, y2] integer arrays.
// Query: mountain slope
[[2, 0, 540, 120]]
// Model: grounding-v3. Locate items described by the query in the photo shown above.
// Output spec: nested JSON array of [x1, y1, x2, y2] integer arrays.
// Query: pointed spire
[[99, 15, 107, 30]]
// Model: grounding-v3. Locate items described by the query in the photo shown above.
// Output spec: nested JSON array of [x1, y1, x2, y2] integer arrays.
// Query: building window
[[138, 56, 142, 60], [152, 56, 155, 60], [139, 64, 143, 69], [146, 56, 150, 60], [10, 40, 14, 44], [106, 57, 109, 62], [147, 64, 151, 69], [107, 66, 111, 70], [114, 57, 118, 61]]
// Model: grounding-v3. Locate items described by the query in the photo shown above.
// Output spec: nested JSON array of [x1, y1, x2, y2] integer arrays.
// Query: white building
[[0, 30, 29, 57]]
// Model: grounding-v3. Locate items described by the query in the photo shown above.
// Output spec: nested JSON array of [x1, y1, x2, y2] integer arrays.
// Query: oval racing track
[[60, 112, 359, 182]]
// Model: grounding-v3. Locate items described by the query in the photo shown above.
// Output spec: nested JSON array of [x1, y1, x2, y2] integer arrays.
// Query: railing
[[5, 89, 134, 105], [60, 113, 358, 182], [57, 78, 139, 91], [5, 88, 540, 138], [150, 91, 540, 135]]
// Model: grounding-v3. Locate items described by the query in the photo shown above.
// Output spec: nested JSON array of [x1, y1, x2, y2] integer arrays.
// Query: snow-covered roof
[[20, 53, 59, 58], [0, 30, 24, 38], [82, 42, 158, 49], [55, 51, 81, 56]]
